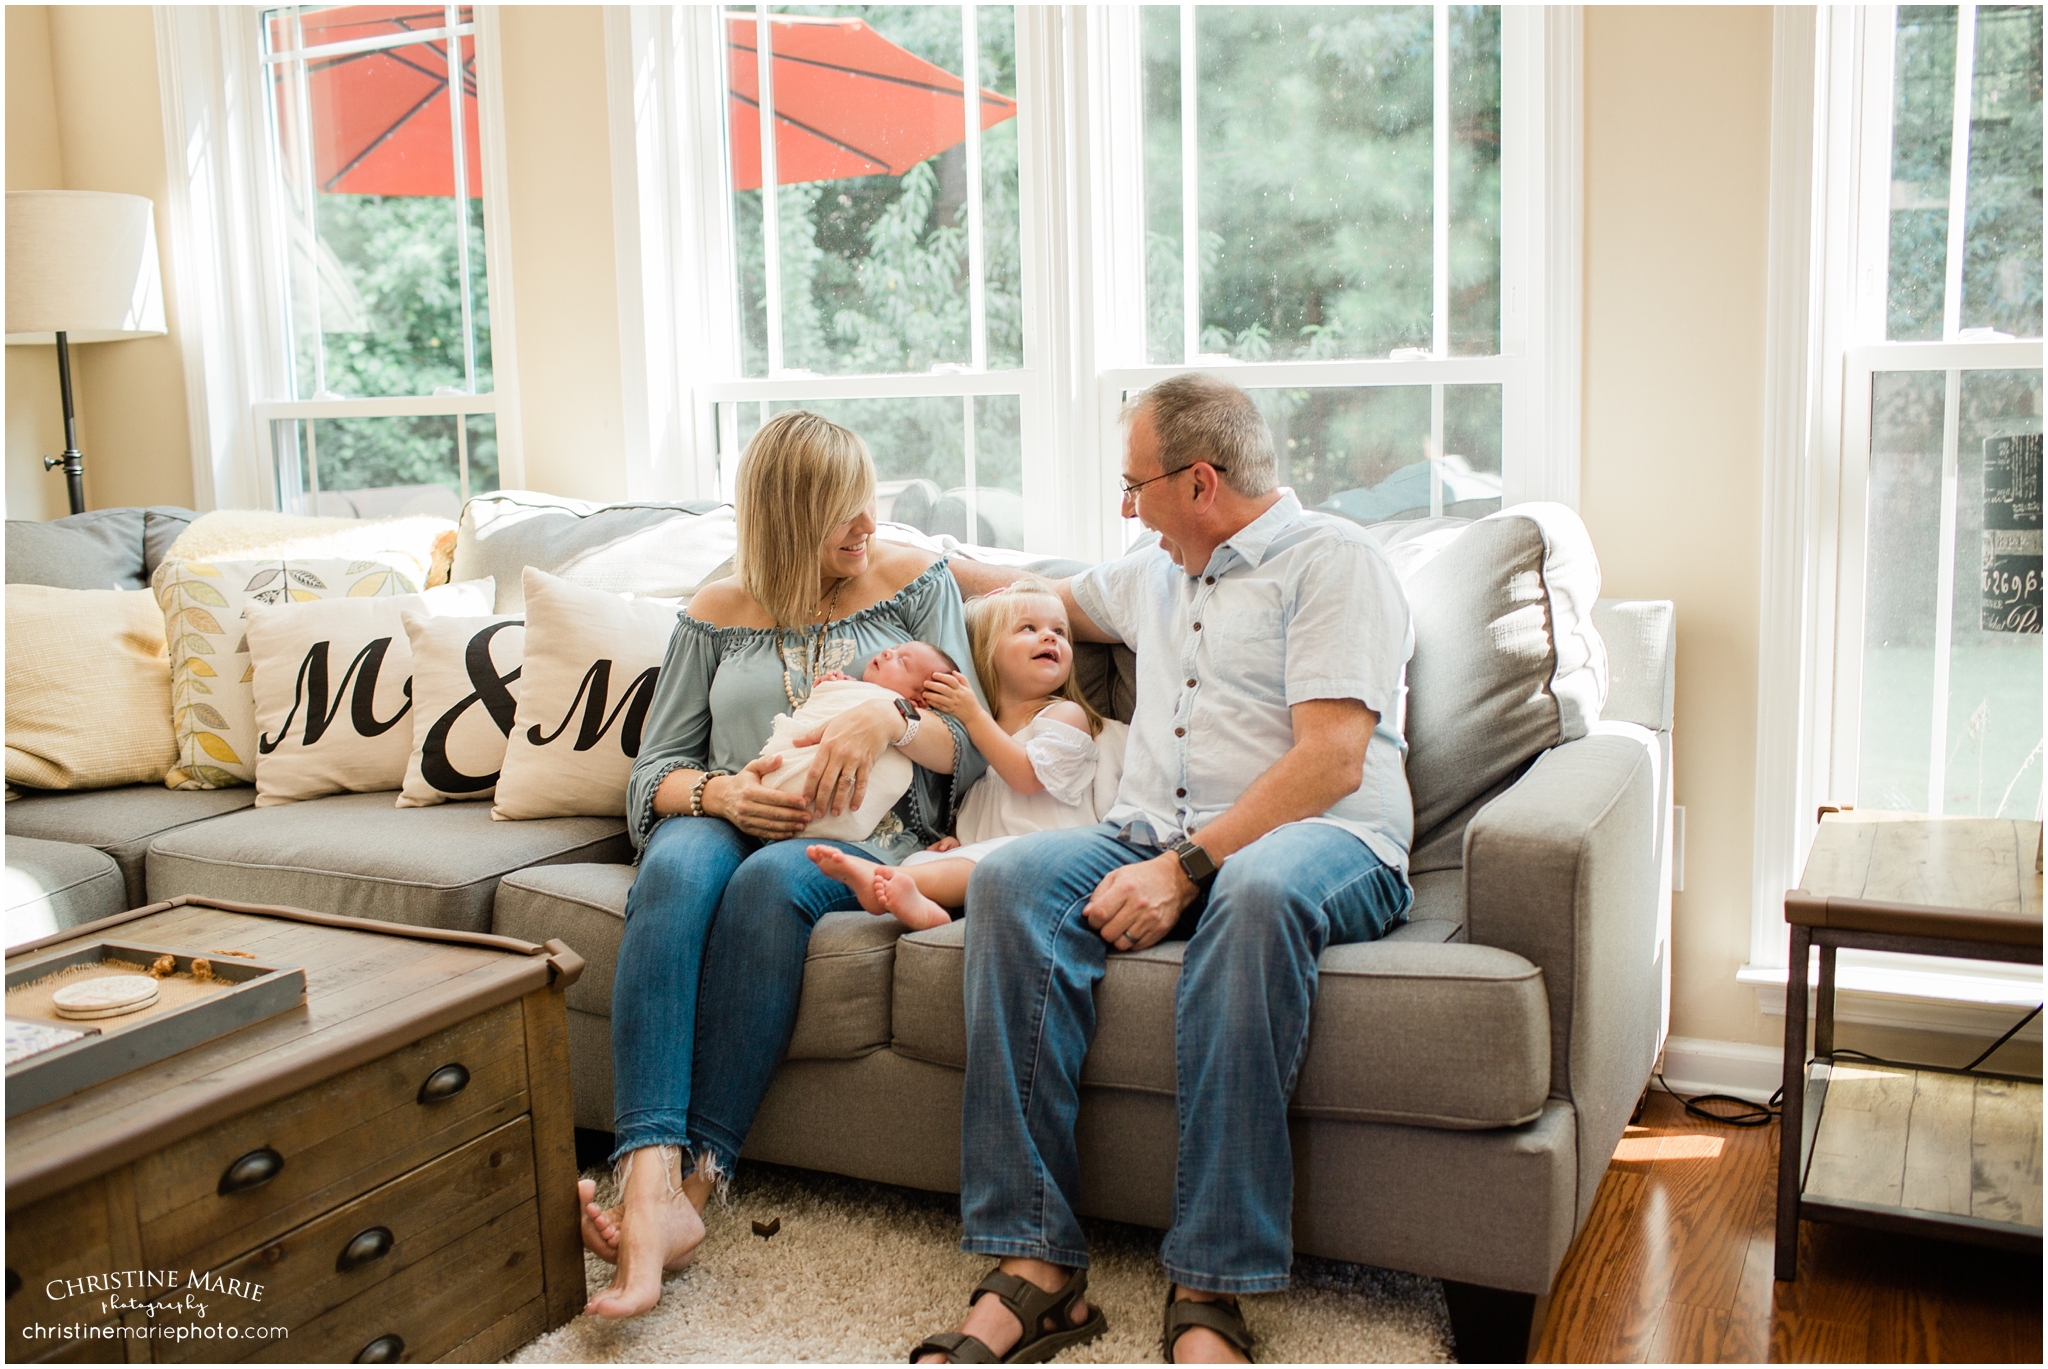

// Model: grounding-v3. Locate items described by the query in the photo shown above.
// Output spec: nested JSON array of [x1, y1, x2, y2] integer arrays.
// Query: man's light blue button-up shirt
[[1072, 491, 1416, 878]]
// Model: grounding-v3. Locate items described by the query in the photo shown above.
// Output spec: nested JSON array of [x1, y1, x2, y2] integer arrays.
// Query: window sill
[[1738, 958, 2043, 1043]]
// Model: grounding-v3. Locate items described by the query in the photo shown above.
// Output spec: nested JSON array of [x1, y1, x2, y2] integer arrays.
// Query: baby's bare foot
[[876, 866, 952, 931], [808, 844, 891, 916]]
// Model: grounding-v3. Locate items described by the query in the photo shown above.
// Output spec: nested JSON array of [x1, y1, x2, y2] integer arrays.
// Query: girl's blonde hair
[[965, 577, 1105, 737], [734, 410, 877, 628]]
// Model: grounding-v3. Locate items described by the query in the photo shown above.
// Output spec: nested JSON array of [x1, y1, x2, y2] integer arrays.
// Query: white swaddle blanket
[[758, 678, 915, 843]]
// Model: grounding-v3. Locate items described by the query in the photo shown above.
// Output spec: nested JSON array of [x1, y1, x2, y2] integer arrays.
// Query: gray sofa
[[5, 493, 1676, 1360]]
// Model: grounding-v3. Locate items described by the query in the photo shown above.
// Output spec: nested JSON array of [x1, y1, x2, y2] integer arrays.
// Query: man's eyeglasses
[[1120, 462, 1227, 501]]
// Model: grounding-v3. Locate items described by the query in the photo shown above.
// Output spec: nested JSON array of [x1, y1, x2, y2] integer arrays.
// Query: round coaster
[[52, 974, 160, 1020]]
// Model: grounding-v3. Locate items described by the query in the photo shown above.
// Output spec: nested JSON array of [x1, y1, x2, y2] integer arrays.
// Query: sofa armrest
[[1463, 730, 1663, 1227]]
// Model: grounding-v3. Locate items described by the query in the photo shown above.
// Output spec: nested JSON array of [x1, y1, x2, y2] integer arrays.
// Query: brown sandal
[[1162, 1287, 1255, 1363], [909, 1266, 1108, 1364]]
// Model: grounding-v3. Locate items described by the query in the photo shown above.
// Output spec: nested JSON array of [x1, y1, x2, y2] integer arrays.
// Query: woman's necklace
[[782, 576, 847, 711]]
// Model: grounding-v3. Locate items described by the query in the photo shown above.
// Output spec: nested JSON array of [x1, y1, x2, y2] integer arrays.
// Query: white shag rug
[[510, 1162, 1454, 1364]]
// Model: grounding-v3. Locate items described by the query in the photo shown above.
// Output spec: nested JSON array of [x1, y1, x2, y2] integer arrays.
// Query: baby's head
[[965, 577, 1104, 735], [861, 640, 959, 703]]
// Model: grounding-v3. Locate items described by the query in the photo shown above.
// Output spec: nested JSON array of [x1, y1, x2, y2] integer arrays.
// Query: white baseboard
[[1655, 1036, 1784, 1104]]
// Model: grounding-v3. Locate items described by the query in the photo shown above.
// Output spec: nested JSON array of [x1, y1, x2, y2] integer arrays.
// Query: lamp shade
[[6, 190, 167, 344]]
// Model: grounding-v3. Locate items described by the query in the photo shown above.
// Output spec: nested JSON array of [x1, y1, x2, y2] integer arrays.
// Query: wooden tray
[[4, 940, 305, 1117]]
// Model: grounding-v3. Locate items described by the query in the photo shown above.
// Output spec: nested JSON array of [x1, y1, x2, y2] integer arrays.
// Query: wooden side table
[[1776, 813, 2044, 1281], [6, 896, 589, 1363]]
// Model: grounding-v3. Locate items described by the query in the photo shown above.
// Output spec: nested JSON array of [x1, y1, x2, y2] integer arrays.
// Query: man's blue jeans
[[610, 815, 865, 1169], [960, 820, 1411, 1294]]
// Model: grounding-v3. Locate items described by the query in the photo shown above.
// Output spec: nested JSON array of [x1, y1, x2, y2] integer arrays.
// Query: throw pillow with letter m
[[491, 568, 678, 820]]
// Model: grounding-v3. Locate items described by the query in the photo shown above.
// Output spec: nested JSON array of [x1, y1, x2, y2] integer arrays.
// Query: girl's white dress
[[903, 712, 1129, 867]]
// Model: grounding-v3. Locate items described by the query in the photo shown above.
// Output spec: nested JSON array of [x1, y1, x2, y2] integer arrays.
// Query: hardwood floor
[[1535, 1091, 2044, 1363]]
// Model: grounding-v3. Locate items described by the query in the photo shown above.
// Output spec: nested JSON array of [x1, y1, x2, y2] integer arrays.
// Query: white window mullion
[[1430, 4, 1450, 517], [1179, 3, 1198, 364], [1940, 3, 1977, 341], [755, 4, 784, 375], [287, 7, 326, 398], [445, 3, 477, 393], [1925, 365, 1965, 809], [963, 3, 988, 372]]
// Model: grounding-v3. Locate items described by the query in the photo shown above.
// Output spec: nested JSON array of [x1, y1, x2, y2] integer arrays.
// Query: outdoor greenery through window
[[1135, 5, 1503, 528], [260, 4, 499, 518], [1853, 4, 2042, 821], [719, 6, 1024, 545]]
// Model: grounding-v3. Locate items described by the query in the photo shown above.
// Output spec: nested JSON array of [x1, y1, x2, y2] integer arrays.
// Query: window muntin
[[259, 4, 499, 508]]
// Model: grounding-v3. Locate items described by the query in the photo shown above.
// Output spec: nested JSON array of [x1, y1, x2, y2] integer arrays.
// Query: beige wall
[[5, 6, 193, 517], [7, 5, 76, 523], [1581, 7, 1779, 1050], [496, 6, 627, 503]]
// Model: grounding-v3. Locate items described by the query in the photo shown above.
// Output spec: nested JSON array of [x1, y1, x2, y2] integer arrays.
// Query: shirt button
[[1186, 678, 1196, 688], [1205, 576, 1215, 585], [1192, 622, 1202, 631], [1174, 727, 1185, 737], [1176, 788, 1187, 798]]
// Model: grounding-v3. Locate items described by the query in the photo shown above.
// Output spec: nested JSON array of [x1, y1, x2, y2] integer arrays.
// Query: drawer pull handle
[[218, 1146, 284, 1196], [336, 1226, 395, 1273], [417, 1063, 470, 1104], [354, 1333, 405, 1363]]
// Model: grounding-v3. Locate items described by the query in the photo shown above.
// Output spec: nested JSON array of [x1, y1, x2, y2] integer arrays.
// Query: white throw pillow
[[396, 612, 526, 807], [155, 556, 437, 790], [492, 568, 677, 820], [244, 579, 494, 806]]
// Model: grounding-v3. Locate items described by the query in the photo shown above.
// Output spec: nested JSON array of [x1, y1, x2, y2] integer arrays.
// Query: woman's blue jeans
[[959, 820, 1411, 1294], [609, 814, 866, 1169]]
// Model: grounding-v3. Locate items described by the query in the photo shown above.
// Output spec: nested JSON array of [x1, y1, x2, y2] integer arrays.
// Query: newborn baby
[[758, 640, 958, 842]]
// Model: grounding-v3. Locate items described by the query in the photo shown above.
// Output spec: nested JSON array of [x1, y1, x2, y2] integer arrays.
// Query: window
[[618, 4, 1578, 558], [156, 5, 519, 515], [1750, 5, 2042, 1027]]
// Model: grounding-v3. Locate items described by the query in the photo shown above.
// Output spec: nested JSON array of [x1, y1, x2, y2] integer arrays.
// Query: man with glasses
[[922, 373, 1416, 1364]]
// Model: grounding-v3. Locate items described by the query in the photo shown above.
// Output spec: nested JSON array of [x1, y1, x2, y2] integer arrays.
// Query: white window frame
[[155, 3, 524, 512], [1748, 5, 2043, 1040], [609, 3, 1581, 560]]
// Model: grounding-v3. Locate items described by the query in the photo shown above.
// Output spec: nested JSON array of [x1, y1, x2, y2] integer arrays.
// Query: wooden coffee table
[[5, 896, 589, 1363], [1776, 813, 2044, 1282]]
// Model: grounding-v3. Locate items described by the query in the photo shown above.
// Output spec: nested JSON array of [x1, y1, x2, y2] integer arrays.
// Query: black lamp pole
[[40, 329, 85, 516]]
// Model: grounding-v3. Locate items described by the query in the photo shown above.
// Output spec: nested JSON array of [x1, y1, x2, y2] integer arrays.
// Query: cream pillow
[[155, 556, 431, 790], [244, 580, 494, 806], [396, 612, 526, 807], [492, 568, 677, 820], [5, 586, 178, 790]]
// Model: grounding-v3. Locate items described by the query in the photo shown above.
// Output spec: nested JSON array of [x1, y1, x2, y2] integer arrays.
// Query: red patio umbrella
[[727, 14, 1018, 192], [271, 5, 482, 198]]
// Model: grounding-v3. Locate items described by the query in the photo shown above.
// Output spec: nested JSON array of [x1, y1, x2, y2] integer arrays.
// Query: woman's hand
[[789, 699, 899, 817], [922, 671, 986, 723], [704, 756, 812, 839]]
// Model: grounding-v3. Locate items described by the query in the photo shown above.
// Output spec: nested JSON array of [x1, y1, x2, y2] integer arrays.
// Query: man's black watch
[[1171, 838, 1219, 887]]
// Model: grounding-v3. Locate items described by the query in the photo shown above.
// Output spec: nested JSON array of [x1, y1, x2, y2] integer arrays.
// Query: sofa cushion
[[892, 922, 1549, 1130], [5, 837, 126, 946], [6, 586, 179, 791], [1366, 505, 1607, 874], [4, 784, 256, 908], [5, 507, 196, 591], [492, 862, 900, 1061], [144, 791, 630, 932], [452, 491, 733, 612]]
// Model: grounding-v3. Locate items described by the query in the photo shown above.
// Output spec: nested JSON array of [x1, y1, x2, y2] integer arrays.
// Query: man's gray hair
[[1122, 373, 1277, 498]]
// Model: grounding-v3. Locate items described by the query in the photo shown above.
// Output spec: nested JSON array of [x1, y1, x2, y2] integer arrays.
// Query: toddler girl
[[808, 577, 1126, 929]]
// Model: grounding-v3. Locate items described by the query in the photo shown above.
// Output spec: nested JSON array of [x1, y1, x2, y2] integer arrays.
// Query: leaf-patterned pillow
[[153, 557, 421, 789]]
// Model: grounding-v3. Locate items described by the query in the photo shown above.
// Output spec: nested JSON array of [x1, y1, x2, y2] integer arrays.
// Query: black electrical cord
[[1652, 1002, 2042, 1130]]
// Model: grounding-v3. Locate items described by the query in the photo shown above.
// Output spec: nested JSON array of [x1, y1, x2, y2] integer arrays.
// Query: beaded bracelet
[[690, 770, 730, 818]]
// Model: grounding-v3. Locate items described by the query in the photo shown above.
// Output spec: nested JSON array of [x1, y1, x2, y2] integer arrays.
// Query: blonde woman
[[583, 410, 986, 1319]]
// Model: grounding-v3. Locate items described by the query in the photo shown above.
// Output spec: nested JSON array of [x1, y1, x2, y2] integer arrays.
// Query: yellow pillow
[[5, 585, 178, 790]]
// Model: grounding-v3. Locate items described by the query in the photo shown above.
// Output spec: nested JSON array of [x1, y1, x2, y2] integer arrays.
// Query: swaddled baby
[[757, 640, 959, 842]]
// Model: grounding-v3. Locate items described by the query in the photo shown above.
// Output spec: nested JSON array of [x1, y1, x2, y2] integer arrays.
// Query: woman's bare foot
[[874, 866, 951, 931], [583, 1148, 710, 1320], [806, 845, 891, 916], [579, 1177, 620, 1262], [914, 1258, 1089, 1363]]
